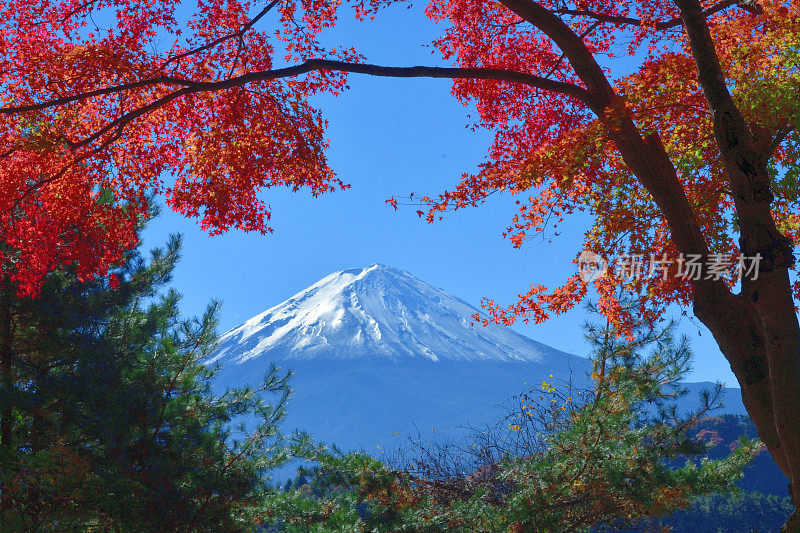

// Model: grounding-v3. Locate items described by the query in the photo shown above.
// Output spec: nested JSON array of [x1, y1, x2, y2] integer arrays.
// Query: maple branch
[[10, 122, 128, 212], [674, 0, 787, 197], [2, 1, 283, 116], [638, 102, 713, 116], [0, 77, 200, 114], [2, 59, 593, 209], [542, 22, 600, 82], [675, 0, 795, 269], [554, 0, 737, 31], [137, 69, 576, 159], [769, 125, 795, 155], [0, 61, 594, 123], [58, 0, 103, 23], [553, 8, 640, 26], [496, 0, 722, 278], [674, 0, 744, 119], [497, 0, 614, 108], [161, 0, 281, 69]]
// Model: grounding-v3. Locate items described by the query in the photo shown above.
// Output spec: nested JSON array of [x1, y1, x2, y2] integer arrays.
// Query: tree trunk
[[694, 278, 800, 532], [661, 1, 800, 527], [0, 288, 13, 512], [748, 270, 800, 525], [693, 285, 789, 470]]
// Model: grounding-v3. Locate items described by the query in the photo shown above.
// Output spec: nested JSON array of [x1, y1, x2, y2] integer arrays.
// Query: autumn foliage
[[437, 0, 800, 329], [0, 0, 351, 294], [2, 0, 800, 526], [0, 0, 795, 313]]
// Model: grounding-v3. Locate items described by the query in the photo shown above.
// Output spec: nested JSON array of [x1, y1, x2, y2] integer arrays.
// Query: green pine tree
[[0, 232, 292, 531]]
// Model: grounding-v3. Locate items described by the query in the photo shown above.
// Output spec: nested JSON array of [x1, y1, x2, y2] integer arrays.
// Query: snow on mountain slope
[[208, 264, 576, 365]]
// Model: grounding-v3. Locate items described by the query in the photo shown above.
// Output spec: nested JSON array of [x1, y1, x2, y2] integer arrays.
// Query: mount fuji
[[209, 264, 745, 456], [208, 263, 577, 365]]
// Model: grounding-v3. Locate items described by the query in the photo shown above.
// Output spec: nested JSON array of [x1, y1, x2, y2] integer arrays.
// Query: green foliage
[[0, 233, 292, 531], [687, 414, 789, 497], [654, 491, 793, 533], [625, 416, 793, 531], [269, 305, 759, 532], [260, 445, 409, 532]]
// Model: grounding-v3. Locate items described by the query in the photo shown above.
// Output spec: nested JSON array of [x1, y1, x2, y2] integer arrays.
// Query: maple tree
[[1, 0, 800, 527]]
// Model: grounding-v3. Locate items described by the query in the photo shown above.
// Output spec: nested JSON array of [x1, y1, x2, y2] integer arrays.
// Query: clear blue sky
[[142, 4, 738, 387]]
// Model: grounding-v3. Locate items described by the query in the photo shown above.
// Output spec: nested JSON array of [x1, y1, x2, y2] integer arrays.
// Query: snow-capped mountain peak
[[208, 264, 574, 365], [206, 266, 744, 460]]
